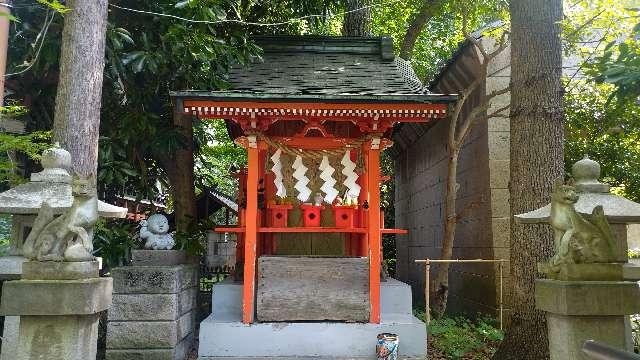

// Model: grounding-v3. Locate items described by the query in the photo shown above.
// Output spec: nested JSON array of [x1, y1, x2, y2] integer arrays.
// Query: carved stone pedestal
[[106, 251, 198, 360], [0, 261, 112, 360], [535, 278, 640, 359]]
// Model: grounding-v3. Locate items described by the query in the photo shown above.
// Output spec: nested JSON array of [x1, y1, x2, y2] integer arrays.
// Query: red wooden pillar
[[359, 148, 370, 258], [366, 139, 381, 324], [243, 138, 260, 324]]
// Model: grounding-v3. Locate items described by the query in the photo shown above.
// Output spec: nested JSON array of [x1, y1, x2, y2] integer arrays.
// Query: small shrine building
[[171, 35, 456, 358]]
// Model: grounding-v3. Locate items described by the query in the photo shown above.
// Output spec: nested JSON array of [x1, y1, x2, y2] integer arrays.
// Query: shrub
[[93, 219, 136, 273], [426, 314, 504, 359]]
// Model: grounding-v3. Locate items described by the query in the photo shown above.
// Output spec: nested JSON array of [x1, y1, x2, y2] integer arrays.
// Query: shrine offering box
[[333, 205, 357, 228], [300, 204, 324, 227], [257, 256, 369, 322], [267, 204, 293, 227]]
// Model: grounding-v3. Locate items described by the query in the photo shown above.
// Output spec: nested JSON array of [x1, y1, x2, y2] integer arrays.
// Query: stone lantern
[[0, 144, 127, 360], [0, 144, 127, 277], [516, 155, 640, 359]]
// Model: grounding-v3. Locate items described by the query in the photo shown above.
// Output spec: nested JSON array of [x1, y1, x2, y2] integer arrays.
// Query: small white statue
[[140, 214, 175, 250]]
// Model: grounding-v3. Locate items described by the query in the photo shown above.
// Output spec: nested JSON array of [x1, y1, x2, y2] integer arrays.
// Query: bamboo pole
[[414, 258, 507, 329], [425, 261, 430, 324], [499, 261, 503, 331]]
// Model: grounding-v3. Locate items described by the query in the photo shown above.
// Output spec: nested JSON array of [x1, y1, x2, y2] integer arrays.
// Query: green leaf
[[36, 0, 71, 13], [0, 11, 18, 22], [174, 0, 192, 9]]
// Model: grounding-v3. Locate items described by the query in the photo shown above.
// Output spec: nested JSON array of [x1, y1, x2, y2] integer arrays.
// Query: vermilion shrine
[[171, 36, 456, 358]]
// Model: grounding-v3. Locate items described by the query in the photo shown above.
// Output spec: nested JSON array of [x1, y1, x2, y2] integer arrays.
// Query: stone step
[[198, 316, 427, 359], [202, 278, 424, 359], [211, 278, 414, 320]]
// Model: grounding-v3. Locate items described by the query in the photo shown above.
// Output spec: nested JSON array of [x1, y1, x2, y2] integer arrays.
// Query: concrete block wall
[[392, 37, 511, 317], [106, 263, 198, 360]]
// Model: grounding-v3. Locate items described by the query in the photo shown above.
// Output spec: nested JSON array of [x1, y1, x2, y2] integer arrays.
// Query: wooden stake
[[425, 261, 431, 324], [415, 258, 506, 330], [499, 261, 503, 331]]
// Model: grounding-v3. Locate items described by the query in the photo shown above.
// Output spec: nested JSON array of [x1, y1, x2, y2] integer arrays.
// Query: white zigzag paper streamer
[[270, 149, 286, 198], [341, 150, 361, 198], [319, 155, 339, 204], [292, 155, 311, 202]]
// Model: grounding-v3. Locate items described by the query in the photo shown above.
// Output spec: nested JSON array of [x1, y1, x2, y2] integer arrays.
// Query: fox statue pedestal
[[535, 267, 640, 359], [0, 261, 112, 360]]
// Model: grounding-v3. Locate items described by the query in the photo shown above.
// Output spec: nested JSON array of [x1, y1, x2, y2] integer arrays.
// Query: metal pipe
[[582, 340, 640, 360]]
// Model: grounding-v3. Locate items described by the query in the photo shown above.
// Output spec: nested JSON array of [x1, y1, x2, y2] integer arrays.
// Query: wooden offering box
[[300, 204, 324, 227], [267, 204, 293, 227], [257, 256, 370, 322], [333, 205, 357, 228]]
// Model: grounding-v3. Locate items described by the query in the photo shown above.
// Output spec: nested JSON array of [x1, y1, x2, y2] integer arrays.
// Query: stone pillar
[[0, 261, 111, 360], [535, 267, 640, 359], [106, 250, 198, 360]]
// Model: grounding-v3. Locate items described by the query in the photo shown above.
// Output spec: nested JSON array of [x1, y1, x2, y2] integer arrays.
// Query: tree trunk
[[493, 0, 564, 358], [399, 0, 441, 60], [431, 146, 459, 317], [342, 0, 371, 36], [163, 114, 197, 233], [53, 0, 108, 180]]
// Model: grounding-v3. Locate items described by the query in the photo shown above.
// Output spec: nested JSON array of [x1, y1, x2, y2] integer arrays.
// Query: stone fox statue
[[545, 179, 616, 273], [23, 177, 98, 262]]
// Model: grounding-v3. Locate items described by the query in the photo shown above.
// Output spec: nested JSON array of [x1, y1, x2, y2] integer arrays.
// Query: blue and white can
[[376, 333, 399, 360]]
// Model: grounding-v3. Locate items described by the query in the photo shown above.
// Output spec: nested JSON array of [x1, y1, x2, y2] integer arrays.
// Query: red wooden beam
[[183, 100, 448, 112]]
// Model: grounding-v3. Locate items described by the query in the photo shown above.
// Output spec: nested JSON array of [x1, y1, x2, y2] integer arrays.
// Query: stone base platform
[[198, 278, 426, 359], [0, 255, 26, 280], [106, 256, 199, 360]]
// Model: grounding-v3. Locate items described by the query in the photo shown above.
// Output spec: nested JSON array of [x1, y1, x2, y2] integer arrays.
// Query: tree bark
[[52, 0, 108, 180], [493, 0, 564, 358], [342, 0, 371, 36], [399, 0, 441, 60], [162, 114, 198, 233], [431, 145, 459, 317]]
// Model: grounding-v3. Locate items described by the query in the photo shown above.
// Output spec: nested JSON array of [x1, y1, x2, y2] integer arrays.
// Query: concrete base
[[535, 278, 640, 360], [16, 313, 101, 360], [106, 263, 198, 360], [131, 250, 193, 266], [0, 316, 19, 360], [547, 313, 630, 360], [0, 272, 111, 360], [0, 256, 26, 280], [0, 256, 26, 360], [198, 278, 426, 359], [22, 260, 99, 280]]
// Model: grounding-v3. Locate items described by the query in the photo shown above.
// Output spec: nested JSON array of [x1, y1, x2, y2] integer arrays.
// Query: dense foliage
[[414, 310, 504, 359], [371, 0, 508, 80], [564, 81, 640, 202], [588, 12, 640, 102], [562, 2, 640, 202]]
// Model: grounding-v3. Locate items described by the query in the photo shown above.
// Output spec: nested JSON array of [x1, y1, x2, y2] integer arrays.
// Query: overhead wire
[[5, 9, 54, 77], [5, 0, 400, 78], [108, 0, 401, 27]]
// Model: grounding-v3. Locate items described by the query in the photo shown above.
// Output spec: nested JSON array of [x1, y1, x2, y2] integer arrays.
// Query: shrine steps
[[197, 278, 426, 360]]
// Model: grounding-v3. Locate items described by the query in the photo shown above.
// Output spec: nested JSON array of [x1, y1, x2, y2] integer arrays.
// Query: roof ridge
[[253, 35, 394, 60]]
